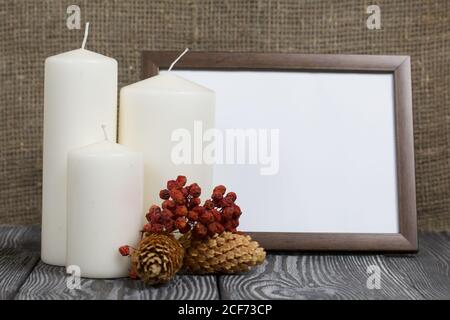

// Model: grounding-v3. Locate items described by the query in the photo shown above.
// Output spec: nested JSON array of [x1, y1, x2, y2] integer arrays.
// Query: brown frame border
[[142, 51, 417, 252]]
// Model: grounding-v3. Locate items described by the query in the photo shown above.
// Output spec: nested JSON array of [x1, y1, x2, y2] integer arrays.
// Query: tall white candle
[[42, 24, 117, 266], [119, 69, 215, 213], [66, 130, 143, 278]]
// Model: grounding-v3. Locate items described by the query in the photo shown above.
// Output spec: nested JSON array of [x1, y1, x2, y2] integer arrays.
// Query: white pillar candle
[[119, 71, 215, 213], [42, 24, 117, 266], [66, 133, 143, 278]]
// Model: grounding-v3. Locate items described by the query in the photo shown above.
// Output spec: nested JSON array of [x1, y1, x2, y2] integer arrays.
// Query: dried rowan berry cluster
[[143, 176, 242, 239]]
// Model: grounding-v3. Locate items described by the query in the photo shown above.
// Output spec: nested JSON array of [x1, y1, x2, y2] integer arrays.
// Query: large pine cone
[[179, 231, 266, 274], [131, 233, 184, 284]]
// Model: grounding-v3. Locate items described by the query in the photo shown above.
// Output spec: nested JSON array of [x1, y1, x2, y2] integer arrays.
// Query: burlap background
[[0, 0, 449, 230]]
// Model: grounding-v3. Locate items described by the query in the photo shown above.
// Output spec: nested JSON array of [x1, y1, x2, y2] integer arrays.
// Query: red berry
[[232, 204, 242, 218], [143, 223, 152, 232], [199, 211, 214, 225], [161, 209, 174, 221], [119, 245, 130, 256], [217, 223, 225, 234], [150, 213, 161, 224], [162, 199, 176, 210], [170, 189, 185, 205], [189, 183, 201, 198], [221, 197, 233, 207], [175, 217, 188, 230], [176, 175, 187, 186], [224, 220, 239, 232], [208, 222, 224, 236], [151, 223, 164, 233], [181, 187, 189, 197], [211, 191, 223, 201], [223, 221, 235, 232], [192, 206, 206, 215], [164, 220, 175, 233], [179, 223, 191, 234], [223, 207, 234, 220], [167, 180, 179, 190], [193, 223, 208, 239], [213, 185, 226, 195], [187, 210, 199, 221], [147, 206, 162, 222], [159, 189, 170, 200], [175, 205, 188, 217], [148, 205, 161, 215], [204, 200, 214, 210], [225, 192, 237, 202]]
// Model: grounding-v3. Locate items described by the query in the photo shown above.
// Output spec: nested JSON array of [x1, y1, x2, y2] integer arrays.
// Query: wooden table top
[[1, 225, 449, 300]]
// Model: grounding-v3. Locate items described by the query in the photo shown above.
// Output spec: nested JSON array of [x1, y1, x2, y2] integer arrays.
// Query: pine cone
[[180, 231, 266, 274], [131, 233, 184, 284]]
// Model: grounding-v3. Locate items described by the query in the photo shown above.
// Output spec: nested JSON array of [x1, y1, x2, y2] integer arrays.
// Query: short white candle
[[42, 23, 118, 266], [66, 128, 143, 278]]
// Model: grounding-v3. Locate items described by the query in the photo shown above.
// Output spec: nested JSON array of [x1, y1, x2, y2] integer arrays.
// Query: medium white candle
[[119, 51, 215, 212], [42, 24, 118, 266], [66, 128, 143, 278]]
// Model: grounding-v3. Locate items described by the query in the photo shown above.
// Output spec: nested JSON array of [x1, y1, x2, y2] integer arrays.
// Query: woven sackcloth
[[0, 0, 449, 230]]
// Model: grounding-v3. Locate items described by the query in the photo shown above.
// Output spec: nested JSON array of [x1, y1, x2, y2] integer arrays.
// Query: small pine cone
[[130, 233, 184, 285], [179, 232, 266, 274]]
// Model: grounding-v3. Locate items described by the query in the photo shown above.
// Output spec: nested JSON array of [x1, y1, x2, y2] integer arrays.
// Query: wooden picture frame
[[142, 51, 417, 252]]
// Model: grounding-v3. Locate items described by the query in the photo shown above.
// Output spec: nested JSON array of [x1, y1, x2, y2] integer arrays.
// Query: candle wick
[[101, 124, 109, 141], [81, 22, 90, 50], [168, 48, 189, 72]]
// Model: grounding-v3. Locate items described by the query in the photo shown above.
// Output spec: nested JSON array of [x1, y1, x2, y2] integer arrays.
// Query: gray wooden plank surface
[[0, 225, 40, 252], [2, 225, 450, 300], [218, 231, 450, 300], [0, 225, 219, 300], [382, 232, 450, 299], [0, 225, 40, 299], [218, 253, 426, 300], [15, 261, 219, 300]]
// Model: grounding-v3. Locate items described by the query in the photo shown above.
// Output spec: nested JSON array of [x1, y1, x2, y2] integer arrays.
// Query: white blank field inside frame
[[163, 70, 399, 234]]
